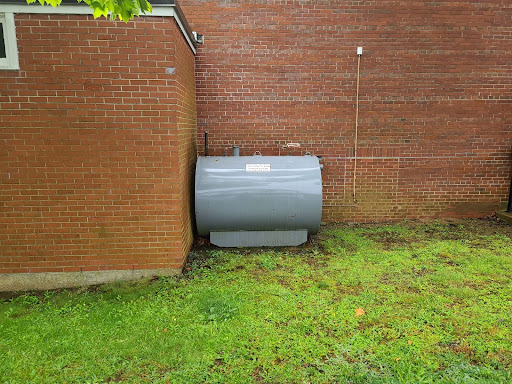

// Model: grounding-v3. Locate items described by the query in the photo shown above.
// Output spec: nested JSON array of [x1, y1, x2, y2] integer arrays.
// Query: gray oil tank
[[195, 155, 322, 247]]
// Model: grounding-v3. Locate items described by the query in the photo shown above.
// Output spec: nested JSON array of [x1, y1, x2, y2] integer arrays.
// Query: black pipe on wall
[[204, 131, 209, 157]]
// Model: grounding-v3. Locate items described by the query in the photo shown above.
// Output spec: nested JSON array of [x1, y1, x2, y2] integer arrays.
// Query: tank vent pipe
[[233, 146, 240, 156]]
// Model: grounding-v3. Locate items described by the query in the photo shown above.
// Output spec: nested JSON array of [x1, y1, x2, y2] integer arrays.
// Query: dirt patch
[[105, 373, 123, 383], [366, 217, 512, 245], [252, 366, 265, 383], [438, 217, 512, 237], [334, 282, 364, 297], [363, 231, 415, 249], [443, 341, 479, 363]]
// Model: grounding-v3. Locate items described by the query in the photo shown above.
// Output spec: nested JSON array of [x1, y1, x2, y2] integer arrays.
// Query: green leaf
[[26, 0, 152, 22], [92, 5, 108, 19]]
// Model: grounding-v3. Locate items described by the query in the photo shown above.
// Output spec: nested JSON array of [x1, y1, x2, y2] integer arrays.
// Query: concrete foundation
[[0, 268, 182, 292], [496, 211, 512, 226]]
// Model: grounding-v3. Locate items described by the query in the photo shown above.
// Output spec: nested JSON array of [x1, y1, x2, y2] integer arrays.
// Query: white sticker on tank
[[246, 164, 271, 172]]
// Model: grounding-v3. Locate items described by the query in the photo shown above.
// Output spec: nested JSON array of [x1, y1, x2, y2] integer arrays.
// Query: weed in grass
[[197, 290, 240, 323]]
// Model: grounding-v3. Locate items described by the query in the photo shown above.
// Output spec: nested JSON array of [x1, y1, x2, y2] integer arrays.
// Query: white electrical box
[[357, 47, 363, 55]]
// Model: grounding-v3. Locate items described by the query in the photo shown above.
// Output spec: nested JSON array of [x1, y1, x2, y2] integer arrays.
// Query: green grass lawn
[[1, 219, 512, 383]]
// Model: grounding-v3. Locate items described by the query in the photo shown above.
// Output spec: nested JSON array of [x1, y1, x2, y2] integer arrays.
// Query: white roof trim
[[0, 4, 196, 54]]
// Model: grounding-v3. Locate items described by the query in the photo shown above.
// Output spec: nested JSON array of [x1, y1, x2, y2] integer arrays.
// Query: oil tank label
[[246, 164, 271, 172]]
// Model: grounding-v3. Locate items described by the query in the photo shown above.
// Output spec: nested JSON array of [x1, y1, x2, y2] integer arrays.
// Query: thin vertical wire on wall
[[353, 53, 361, 203]]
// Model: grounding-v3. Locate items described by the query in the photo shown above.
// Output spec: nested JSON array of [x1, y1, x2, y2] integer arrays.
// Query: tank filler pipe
[[204, 131, 209, 156]]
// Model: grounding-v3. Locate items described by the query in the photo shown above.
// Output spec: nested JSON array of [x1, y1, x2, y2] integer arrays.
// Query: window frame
[[0, 13, 20, 71]]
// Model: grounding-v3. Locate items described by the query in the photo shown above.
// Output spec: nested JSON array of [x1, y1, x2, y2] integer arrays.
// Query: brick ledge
[[496, 211, 512, 226], [0, 268, 181, 292]]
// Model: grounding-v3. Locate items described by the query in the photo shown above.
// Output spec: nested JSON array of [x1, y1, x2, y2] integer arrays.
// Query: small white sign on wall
[[246, 164, 271, 172]]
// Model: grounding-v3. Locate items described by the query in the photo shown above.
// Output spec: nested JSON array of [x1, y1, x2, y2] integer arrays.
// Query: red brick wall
[[0, 14, 196, 276], [174, 21, 197, 259], [181, 0, 512, 221]]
